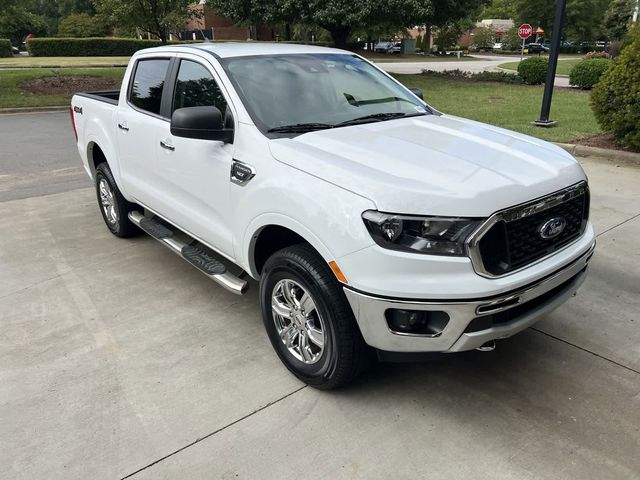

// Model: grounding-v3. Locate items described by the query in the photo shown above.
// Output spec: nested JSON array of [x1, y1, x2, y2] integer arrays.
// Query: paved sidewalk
[[377, 54, 571, 87]]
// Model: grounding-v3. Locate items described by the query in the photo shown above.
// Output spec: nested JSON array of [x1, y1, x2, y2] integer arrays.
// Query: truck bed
[[75, 90, 120, 106]]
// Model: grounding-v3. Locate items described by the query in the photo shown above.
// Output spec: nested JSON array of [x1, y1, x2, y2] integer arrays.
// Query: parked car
[[390, 41, 402, 54], [493, 42, 503, 50], [373, 41, 393, 53], [71, 43, 595, 389], [525, 42, 549, 54], [11, 46, 20, 55]]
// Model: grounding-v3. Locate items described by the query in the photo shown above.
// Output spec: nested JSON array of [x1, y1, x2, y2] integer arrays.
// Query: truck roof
[[144, 42, 348, 58]]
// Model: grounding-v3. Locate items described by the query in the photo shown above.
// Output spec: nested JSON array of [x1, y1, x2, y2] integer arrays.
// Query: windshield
[[221, 53, 430, 135]]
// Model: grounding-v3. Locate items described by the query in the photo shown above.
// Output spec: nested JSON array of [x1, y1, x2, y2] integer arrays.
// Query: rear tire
[[259, 244, 370, 389], [95, 162, 139, 238]]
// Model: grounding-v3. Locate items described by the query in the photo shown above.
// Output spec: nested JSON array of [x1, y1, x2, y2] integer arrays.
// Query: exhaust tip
[[476, 340, 496, 352]]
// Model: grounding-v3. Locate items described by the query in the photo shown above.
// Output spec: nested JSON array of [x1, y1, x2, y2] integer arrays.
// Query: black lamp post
[[533, 0, 566, 127]]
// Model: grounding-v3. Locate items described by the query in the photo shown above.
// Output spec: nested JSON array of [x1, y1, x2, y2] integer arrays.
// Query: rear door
[[116, 55, 173, 207], [152, 54, 237, 258]]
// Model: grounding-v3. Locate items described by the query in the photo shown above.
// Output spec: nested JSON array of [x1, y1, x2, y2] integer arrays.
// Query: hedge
[[591, 25, 640, 150], [26, 37, 200, 57], [0, 39, 12, 58]]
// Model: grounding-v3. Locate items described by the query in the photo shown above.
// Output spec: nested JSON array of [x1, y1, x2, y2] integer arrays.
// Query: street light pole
[[533, 0, 566, 127]]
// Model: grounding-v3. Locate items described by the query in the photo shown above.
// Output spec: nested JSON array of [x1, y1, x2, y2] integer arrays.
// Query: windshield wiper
[[336, 112, 425, 127], [267, 123, 334, 133]]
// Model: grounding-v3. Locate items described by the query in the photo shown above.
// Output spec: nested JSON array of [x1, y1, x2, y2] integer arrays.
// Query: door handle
[[117, 122, 129, 131], [159, 140, 175, 151]]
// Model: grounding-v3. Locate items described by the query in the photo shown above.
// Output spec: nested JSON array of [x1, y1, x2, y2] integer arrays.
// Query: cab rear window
[[129, 59, 170, 115]]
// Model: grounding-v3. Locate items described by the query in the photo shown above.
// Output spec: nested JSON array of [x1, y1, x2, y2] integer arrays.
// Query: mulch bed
[[572, 133, 636, 152], [20, 75, 121, 95]]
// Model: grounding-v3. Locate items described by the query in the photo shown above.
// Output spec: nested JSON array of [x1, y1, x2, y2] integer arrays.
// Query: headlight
[[362, 210, 482, 256]]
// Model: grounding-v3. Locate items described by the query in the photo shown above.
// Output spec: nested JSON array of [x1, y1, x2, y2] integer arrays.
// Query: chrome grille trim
[[466, 182, 588, 279]]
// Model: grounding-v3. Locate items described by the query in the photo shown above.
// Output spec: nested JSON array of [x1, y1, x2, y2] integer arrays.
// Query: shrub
[[421, 69, 523, 84], [26, 37, 198, 56], [57, 13, 111, 38], [591, 25, 640, 150], [584, 50, 609, 59], [569, 58, 612, 89], [517, 56, 549, 84], [0, 39, 12, 57]]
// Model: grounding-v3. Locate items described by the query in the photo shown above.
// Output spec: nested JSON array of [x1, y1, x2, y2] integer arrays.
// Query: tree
[[501, 26, 522, 50], [480, 0, 516, 19], [92, 0, 202, 44], [473, 26, 495, 48], [58, 13, 111, 37], [59, 0, 97, 17], [208, 0, 436, 48], [211, 0, 489, 49], [604, 0, 635, 40], [0, 4, 49, 44]]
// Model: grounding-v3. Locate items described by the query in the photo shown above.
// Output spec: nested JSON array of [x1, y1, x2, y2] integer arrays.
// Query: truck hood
[[268, 114, 587, 217]]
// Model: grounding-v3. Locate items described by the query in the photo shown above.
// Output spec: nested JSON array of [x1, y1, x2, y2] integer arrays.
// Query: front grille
[[476, 184, 589, 276]]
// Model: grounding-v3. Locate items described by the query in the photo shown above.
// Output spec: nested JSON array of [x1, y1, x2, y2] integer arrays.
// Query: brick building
[[183, 3, 273, 41]]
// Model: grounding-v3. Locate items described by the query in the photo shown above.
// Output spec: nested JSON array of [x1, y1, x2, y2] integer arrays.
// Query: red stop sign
[[518, 24, 533, 39]]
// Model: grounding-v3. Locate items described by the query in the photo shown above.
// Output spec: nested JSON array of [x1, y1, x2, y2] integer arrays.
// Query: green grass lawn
[[396, 74, 601, 143], [0, 56, 131, 68], [498, 58, 581, 76], [0, 67, 125, 108]]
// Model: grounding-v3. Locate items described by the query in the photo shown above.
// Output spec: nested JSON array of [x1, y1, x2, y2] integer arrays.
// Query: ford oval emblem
[[539, 216, 567, 239]]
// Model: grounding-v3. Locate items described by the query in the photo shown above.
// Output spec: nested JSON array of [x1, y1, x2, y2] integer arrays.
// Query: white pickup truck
[[71, 43, 595, 389]]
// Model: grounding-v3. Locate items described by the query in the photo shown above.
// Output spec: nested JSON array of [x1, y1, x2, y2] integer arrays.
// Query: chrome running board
[[128, 211, 248, 295]]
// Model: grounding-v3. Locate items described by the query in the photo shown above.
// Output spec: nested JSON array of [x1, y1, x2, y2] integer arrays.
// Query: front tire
[[260, 244, 370, 389], [95, 162, 139, 238]]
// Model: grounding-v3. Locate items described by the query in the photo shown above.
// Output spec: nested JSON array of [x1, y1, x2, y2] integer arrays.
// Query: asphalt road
[[0, 111, 90, 202], [1, 113, 639, 479]]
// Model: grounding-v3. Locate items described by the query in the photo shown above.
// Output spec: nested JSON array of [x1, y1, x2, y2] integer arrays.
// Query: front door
[[154, 56, 236, 259]]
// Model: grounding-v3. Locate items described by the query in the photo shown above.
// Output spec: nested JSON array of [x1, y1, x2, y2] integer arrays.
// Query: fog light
[[385, 309, 449, 336]]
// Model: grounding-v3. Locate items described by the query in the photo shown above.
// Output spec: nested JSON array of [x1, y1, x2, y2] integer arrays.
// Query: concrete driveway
[[1, 112, 639, 479]]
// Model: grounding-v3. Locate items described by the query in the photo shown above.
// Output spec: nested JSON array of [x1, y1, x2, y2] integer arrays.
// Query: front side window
[[172, 60, 228, 114], [222, 53, 429, 135], [129, 58, 170, 115]]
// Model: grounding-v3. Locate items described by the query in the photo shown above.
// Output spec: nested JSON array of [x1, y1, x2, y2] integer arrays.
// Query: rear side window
[[129, 58, 170, 115], [173, 60, 227, 114]]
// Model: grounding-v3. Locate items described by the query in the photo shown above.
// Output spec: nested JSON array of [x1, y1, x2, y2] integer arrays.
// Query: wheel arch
[[87, 141, 108, 179], [245, 216, 335, 280]]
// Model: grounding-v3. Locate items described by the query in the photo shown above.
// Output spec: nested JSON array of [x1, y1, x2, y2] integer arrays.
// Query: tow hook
[[476, 340, 496, 352]]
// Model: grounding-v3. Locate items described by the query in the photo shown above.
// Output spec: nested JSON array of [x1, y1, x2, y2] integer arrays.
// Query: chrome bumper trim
[[344, 241, 595, 353]]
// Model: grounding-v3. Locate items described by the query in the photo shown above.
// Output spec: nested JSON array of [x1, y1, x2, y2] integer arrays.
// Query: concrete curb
[[555, 142, 640, 164], [0, 106, 67, 114]]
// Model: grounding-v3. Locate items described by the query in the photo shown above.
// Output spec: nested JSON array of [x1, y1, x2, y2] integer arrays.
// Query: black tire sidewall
[[260, 251, 344, 386], [94, 163, 137, 237]]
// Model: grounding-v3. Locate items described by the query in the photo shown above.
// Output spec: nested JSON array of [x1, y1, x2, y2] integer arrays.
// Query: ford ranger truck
[[70, 43, 596, 389]]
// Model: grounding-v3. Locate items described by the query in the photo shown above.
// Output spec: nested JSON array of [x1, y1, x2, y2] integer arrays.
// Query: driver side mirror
[[170, 106, 234, 143], [409, 87, 424, 100]]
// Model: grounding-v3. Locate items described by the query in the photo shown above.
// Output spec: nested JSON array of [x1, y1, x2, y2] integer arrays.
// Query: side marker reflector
[[329, 261, 348, 284]]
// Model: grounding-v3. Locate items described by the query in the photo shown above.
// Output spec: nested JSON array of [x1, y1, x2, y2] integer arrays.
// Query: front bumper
[[344, 241, 595, 353]]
